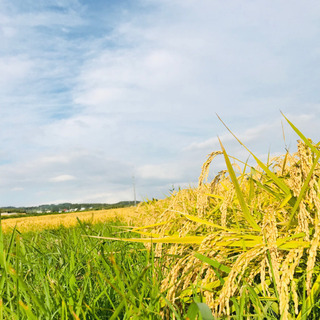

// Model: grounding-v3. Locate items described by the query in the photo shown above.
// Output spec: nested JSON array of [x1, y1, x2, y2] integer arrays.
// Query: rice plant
[[106, 114, 320, 319]]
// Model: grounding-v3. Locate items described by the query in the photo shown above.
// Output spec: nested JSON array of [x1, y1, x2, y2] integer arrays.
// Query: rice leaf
[[19, 301, 38, 320], [131, 221, 172, 231], [206, 193, 224, 200], [279, 193, 292, 209], [245, 285, 266, 317], [281, 112, 320, 156], [88, 235, 206, 244], [194, 252, 231, 273], [250, 177, 282, 200], [172, 210, 239, 232], [219, 138, 260, 231], [230, 297, 240, 320], [277, 240, 309, 250], [217, 114, 292, 196], [131, 231, 163, 237]]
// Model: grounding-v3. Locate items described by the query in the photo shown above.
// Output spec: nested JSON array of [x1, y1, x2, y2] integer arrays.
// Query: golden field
[[0, 206, 144, 233]]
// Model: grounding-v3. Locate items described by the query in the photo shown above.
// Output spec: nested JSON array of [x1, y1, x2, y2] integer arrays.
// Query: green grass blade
[[109, 265, 150, 320], [160, 295, 182, 320], [19, 301, 38, 320], [230, 297, 240, 320], [245, 284, 267, 317], [297, 273, 320, 320]]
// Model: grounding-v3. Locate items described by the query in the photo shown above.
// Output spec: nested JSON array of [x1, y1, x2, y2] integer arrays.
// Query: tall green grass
[[0, 219, 168, 319]]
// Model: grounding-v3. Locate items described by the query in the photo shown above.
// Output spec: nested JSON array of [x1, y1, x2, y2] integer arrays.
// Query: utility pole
[[132, 175, 137, 206]]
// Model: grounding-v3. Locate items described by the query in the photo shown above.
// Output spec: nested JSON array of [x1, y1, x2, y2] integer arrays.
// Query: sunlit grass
[[0, 219, 167, 319]]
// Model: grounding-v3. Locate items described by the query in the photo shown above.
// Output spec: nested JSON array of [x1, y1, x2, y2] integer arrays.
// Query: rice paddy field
[[1, 116, 320, 319], [0, 207, 145, 234]]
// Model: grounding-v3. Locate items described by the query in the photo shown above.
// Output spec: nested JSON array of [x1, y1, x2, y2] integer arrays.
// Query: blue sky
[[1, 0, 320, 206]]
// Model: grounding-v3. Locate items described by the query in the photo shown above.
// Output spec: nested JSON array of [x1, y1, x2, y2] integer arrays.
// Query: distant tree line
[[0, 201, 139, 215]]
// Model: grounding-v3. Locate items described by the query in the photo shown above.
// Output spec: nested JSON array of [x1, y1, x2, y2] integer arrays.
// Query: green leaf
[[194, 252, 231, 274], [281, 112, 320, 156], [186, 302, 214, 320], [186, 302, 199, 320], [297, 273, 320, 320], [217, 114, 292, 196], [173, 211, 239, 232], [219, 138, 260, 231]]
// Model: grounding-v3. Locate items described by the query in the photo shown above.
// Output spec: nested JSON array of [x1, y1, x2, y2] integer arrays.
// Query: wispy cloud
[[50, 175, 76, 183]]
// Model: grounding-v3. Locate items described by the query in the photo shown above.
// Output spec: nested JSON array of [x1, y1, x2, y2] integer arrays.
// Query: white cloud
[[11, 187, 24, 191], [0, 56, 33, 88], [50, 175, 76, 182], [137, 164, 183, 181]]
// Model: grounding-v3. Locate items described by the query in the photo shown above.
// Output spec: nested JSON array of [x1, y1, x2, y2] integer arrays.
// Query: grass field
[[0, 219, 168, 319]]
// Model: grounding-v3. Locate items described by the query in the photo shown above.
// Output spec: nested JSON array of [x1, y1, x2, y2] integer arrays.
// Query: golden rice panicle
[[202, 268, 219, 307], [198, 151, 223, 188], [209, 169, 227, 193], [306, 221, 320, 294], [279, 249, 304, 320], [149, 188, 198, 237], [262, 208, 280, 285], [214, 247, 265, 317], [285, 140, 317, 237], [162, 254, 202, 303], [298, 202, 312, 241], [291, 279, 299, 315], [197, 151, 223, 217], [286, 157, 302, 198], [297, 139, 313, 180], [297, 140, 320, 293]]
